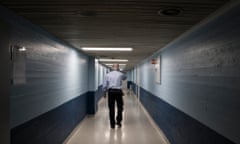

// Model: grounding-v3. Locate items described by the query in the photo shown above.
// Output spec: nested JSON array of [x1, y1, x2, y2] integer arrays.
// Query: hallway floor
[[64, 90, 169, 144]]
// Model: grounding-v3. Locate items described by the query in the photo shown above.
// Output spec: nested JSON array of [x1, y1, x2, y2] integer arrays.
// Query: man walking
[[102, 64, 127, 129]]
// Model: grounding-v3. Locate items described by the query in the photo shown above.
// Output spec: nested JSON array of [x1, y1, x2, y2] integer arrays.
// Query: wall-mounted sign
[[155, 55, 161, 84]]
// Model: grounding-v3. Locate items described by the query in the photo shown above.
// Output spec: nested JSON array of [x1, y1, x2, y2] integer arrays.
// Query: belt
[[108, 88, 124, 96], [108, 88, 122, 91]]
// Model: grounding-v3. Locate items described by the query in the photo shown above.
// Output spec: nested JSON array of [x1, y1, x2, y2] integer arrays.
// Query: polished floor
[[64, 90, 169, 144]]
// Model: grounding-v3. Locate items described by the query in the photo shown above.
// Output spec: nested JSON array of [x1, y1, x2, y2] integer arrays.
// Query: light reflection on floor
[[64, 89, 169, 144]]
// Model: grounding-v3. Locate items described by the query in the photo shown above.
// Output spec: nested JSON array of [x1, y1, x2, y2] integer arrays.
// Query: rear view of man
[[102, 64, 127, 129]]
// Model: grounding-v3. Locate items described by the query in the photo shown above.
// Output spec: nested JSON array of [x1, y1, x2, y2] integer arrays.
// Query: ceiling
[[1, 0, 231, 70]]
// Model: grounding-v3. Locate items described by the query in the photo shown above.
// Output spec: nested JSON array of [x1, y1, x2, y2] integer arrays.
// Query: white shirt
[[102, 70, 127, 91]]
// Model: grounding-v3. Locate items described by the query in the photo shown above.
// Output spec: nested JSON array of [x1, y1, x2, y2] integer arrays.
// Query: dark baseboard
[[11, 93, 88, 144], [139, 87, 235, 144]]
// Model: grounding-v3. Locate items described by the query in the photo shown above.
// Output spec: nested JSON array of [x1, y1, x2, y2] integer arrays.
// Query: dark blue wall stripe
[[95, 85, 104, 103], [87, 91, 96, 115], [87, 85, 104, 115], [139, 87, 235, 144], [95, 85, 104, 113], [11, 93, 87, 144]]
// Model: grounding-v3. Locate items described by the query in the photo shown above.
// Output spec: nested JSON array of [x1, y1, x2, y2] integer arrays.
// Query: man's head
[[112, 64, 119, 71]]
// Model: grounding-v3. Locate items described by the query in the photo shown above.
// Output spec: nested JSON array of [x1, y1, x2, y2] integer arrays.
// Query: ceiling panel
[[1, 0, 230, 70]]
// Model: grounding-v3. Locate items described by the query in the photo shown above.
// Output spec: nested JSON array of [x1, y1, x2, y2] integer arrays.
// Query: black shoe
[[111, 125, 115, 129], [116, 122, 122, 128]]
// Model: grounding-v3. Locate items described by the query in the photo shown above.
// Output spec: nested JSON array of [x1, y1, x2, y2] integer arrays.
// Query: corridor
[[1, 1, 240, 144], [64, 89, 169, 144]]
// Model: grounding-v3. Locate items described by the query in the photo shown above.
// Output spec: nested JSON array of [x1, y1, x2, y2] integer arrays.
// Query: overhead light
[[105, 64, 126, 66], [158, 8, 182, 16], [99, 59, 128, 62], [81, 47, 133, 51]]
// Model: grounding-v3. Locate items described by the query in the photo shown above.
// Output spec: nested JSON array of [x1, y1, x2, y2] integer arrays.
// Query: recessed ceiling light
[[81, 47, 133, 51], [99, 59, 128, 62], [158, 8, 182, 16]]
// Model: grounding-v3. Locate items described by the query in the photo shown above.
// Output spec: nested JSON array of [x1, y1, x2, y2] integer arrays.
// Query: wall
[[0, 6, 90, 144], [95, 60, 107, 90], [87, 58, 108, 114], [95, 62, 108, 102], [130, 2, 240, 144], [0, 20, 11, 144]]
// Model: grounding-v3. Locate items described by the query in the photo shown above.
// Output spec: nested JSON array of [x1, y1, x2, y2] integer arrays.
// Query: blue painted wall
[[0, 6, 91, 144], [95, 60, 108, 90], [130, 2, 240, 144], [93, 63, 108, 114], [88, 59, 108, 114]]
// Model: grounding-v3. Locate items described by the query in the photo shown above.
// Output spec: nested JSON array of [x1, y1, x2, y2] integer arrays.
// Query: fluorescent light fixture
[[105, 64, 126, 66], [99, 59, 128, 62], [81, 47, 133, 51]]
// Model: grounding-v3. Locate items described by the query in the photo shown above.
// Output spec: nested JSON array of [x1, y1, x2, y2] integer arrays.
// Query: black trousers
[[108, 89, 124, 127]]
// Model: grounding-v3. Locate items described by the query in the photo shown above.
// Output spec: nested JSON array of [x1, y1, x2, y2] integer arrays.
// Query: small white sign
[[12, 46, 26, 85], [155, 55, 161, 84]]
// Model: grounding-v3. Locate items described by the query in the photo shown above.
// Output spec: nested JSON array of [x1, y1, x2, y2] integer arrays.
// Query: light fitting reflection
[[104, 128, 125, 142]]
